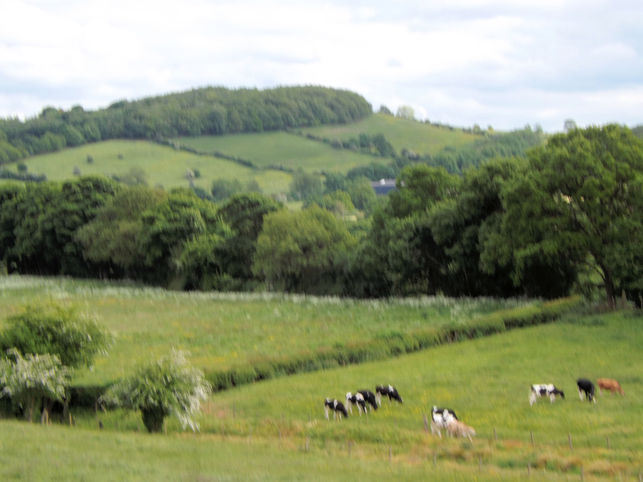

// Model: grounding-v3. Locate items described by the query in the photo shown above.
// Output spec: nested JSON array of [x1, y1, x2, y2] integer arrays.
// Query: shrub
[[0, 349, 70, 422], [104, 350, 210, 433]]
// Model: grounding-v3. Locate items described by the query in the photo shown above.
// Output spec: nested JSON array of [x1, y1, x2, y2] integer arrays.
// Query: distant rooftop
[[371, 178, 397, 195]]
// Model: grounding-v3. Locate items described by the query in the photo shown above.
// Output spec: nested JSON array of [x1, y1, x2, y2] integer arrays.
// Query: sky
[[1, 0, 642, 132]]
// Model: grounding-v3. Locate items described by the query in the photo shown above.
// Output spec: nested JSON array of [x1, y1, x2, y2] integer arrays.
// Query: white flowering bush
[[0, 349, 70, 422], [104, 350, 210, 433]]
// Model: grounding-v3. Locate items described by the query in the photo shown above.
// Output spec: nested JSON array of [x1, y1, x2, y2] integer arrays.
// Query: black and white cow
[[324, 398, 349, 420], [375, 385, 403, 405], [430, 405, 458, 438], [529, 384, 565, 406], [358, 390, 378, 411], [576, 378, 596, 403], [345, 392, 367, 415]]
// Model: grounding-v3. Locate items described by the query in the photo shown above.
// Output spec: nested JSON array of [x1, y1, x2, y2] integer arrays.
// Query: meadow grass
[[2, 308, 639, 480], [3, 140, 292, 195], [299, 113, 482, 156], [175, 131, 381, 174], [0, 276, 527, 386]]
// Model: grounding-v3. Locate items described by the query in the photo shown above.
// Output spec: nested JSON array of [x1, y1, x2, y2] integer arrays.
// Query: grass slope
[[2, 309, 640, 480], [0, 276, 526, 386], [175, 131, 382, 174], [3, 140, 292, 195], [300, 113, 482, 156]]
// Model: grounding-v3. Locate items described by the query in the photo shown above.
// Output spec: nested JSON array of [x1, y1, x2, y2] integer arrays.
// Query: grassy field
[[3, 140, 292, 195], [0, 276, 526, 386], [300, 113, 482, 156], [1, 290, 640, 480], [175, 131, 382, 174]]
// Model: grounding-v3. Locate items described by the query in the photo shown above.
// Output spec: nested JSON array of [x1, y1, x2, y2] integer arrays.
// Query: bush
[[104, 350, 210, 433]]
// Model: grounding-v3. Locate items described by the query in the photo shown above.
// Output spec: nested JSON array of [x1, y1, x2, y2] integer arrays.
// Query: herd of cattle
[[324, 377, 624, 441]]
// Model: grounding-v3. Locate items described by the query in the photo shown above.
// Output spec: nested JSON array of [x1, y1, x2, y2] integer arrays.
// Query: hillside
[[301, 113, 482, 156], [2, 140, 292, 194], [174, 131, 384, 174], [0, 277, 640, 480], [0, 86, 373, 164]]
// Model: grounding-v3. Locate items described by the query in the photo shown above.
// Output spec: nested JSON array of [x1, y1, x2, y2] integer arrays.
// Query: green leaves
[[0, 302, 110, 370], [105, 350, 211, 433]]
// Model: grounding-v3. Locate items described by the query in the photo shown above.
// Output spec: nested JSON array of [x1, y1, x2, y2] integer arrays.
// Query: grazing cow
[[529, 384, 565, 406], [375, 385, 403, 405], [346, 392, 367, 415], [324, 398, 349, 420], [358, 390, 378, 411], [597, 378, 624, 395], [446, 420, 476, 441], [430, 406, 458, 438], [576, 378, 596, 403]]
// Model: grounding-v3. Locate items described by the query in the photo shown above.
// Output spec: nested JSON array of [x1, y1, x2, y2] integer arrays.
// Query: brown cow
[[597, 378, 624, 395]]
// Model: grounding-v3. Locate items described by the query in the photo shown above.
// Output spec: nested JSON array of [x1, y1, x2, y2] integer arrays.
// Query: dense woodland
[[1, 122, 641, 307], [0, 86, 373, 164]]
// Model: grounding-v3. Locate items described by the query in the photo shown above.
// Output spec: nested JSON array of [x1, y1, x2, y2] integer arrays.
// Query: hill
[[0, 86, 373, 164], [0, 277, 640, 480]]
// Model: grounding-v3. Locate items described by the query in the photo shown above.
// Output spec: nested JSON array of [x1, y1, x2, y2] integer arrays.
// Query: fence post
[[528, 463, 531, 477], [530, 431, 534, 447], [493, 427, 497, 442], [568, 432, 573, 450], [606, 436, 610, 449], [423, 414, 429, 433], [388, 446, 392, 463]]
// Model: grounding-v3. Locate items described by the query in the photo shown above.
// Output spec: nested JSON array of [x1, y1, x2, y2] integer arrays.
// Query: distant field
[[0, 276, 528, 386], [3, 140, 292, 195], [175, 131, 383, 174], [300, 113, 482, 156]]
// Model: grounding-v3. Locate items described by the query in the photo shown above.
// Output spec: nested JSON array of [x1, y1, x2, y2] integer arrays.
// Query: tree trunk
[[602, 265, 616, 309]]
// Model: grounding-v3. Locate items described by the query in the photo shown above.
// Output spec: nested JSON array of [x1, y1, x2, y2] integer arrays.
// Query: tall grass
[[0, 276, 535, 388]]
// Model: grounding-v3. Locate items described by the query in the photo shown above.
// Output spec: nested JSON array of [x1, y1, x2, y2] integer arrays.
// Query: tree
[[104, 350, 210, 433], [289, 169, 323, 202], [75, 185, 167, 278], [396, 105, 415, 120], [0, 302, 110, 370], [500, 124, 643, 306], [217, 193, 282, 284], [0, 350, 70, 423], [253, 205, 356, 293], [564, 119, 577, 132], [137, 190, 224, 285]]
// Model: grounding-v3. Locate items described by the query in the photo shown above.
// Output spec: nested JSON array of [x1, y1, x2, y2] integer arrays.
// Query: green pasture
[[0, 276, 525, 386], [83, 311, 643, 480], [300, 113, 482, 156], [175, 131, 382, 174], [2, 286, 640, 480], [3, 140, 292, 195]]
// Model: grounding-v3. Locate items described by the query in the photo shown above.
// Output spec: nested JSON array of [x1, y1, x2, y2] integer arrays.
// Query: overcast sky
[[1, 0, 642, 132]]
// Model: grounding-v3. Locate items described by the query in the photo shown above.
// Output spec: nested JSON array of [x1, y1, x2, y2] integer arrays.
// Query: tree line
[[1, 124, 641, 307], [0, 86, 373, 164]]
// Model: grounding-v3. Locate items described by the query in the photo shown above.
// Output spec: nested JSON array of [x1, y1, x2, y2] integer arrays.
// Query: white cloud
[[0, 0, 641, 131]]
